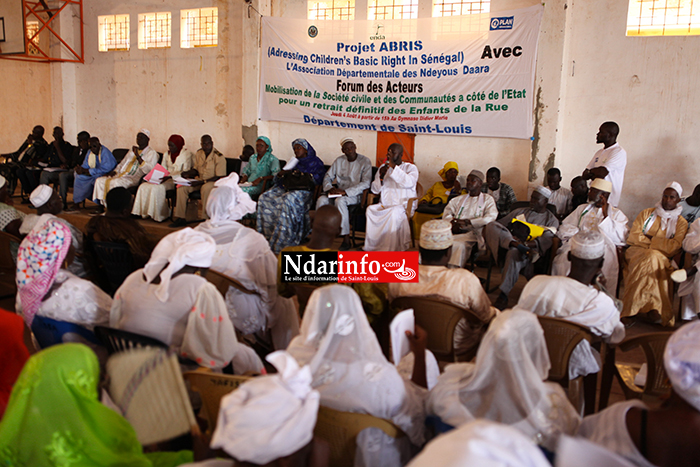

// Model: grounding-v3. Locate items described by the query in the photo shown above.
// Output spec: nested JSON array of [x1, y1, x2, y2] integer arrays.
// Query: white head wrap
[[30, 184, 53, 208], [143, 228, 216, 302], [139, 128, 151, 138], [0, 174, 6, 189], [210, 351, 320, 464], [666, 181, 683, 198], [664, 320, 700, 412], [340, 137, 354, 147], [286, 285, 426, 446], [427, 309, 580, 450], [408, 420, 550, 467], [570, 230, 605, 260], [420, 219, 453, 250], [535, 186, 552, 199], [207, 173, 257, 223], [590, 178, 613, 193]]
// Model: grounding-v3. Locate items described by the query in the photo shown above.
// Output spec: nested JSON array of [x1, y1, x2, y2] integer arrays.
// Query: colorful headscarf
[[289, 138, 325, 185], [16, 219, 71, 327], [438, 161, 459, 180], [256, 136, 273, 159], [168, 134, 185, 163], [0, 309, 29, 419]]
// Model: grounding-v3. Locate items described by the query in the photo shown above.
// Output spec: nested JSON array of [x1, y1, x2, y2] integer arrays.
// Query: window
[[432, 0, 489, 17], [308, 0, 355, 20], [98, 14, 130, 51], [181, 8, 218, 48], [26, 21, 40, 55], [138, 12, 171, 49], [368, 0, 418, 19], [627, 0, 700, 36]]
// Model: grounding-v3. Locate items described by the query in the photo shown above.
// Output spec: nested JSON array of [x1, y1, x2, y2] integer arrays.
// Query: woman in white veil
[[287, 284, 427, 467], [427, 308, 579, 451]]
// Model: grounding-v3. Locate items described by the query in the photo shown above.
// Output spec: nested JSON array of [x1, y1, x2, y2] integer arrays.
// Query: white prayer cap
[[535, 185, 552, 199], [340, 137, 354, 146], [0, 174, 5, 189], [420, 219, 453, 250], [407, 420, 550, 467], [664, 320, 700, 412], [590, 178, 613, 193], [210, 351, 320, 465], [138, 128, 151, 138], [30, 184, 53, 208], [570, 230, 605, 260], [208, 173, 257, 222], [666, 181, 683, 198], [143, 228, 216, 302], [468, 169, 485, 182]]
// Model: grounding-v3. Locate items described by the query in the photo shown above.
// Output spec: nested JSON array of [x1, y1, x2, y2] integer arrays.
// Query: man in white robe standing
[[442, 169, 498, 268], [92, 129, 159, 213], [583, 121, 627, 207], [552, 178, 629, 292], [316, 137, 372, 251], [516, 230, 625, 386], [365, 143, 419, 251]]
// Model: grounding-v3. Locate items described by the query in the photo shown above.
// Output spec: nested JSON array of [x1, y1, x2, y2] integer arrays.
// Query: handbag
[[281, 170, 315, 191], [415, 202, 446, 214]]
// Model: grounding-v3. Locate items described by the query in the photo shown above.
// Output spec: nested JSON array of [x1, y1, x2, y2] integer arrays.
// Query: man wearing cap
[[316, 137, 372, 250], [365, 143, 419, 251], [516, 231, 624, 384], [483, 187, 560, 310], [91, 130, 159, 214], [442, 169, 498, 268], [68, 136, 117, 212], [552, 178, 629, 291], [19, 185, 88, 278], [583, 121, 627, 207], [388, 219, 496, 360]]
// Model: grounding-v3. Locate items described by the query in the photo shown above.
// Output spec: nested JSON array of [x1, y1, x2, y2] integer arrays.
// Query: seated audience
[[483, 187, 559, 310], [412, 161, 461, 241], [679, 183, 700, 224], [578, 320, 700, 467], [673, 217, 700, 321], [133, 134, 193, 222], [442, 169, 498, 268], [388, 219, 496, 360], [516, 231, 625, 381], [111, 228, 263, 373], [0, 308, 30, 419], [287, 285, 428, 466], [16, 218, 111, 329], [571, 175, 589, 210], [547, 167, 573, 219], [427, 308, 580, 451], [171, 135, 227, 227], [41, 130, 88, 210], [239, 136, 281, 200], [92, 129, 159, 213], [0, 175, 25, 237], [622, 182, 688, 326], [552, 178, 629, 290], [481, 166, 517, 219], [365, 143, 419, 251], [69, 136, 117, 211], [15, 125, 49, 197], [21, 185, 88, 278], [0, 343, 194, 466], [257, 138, 325, 254], [195, 173, 299, 350], [209, 351, 329, 467], [85, 187, 152, 270], [317, 137, 372, 250]]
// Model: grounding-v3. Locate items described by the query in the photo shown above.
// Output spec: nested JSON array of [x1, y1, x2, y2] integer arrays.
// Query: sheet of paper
[[239, 182, 253, 187], [284, 157, 299, 170], [173, 176, 194, 186], [43, 167, 67, 173], [328, 193, 343, 198], [147, 169, 166, 185], [389, 308, 414, 366]]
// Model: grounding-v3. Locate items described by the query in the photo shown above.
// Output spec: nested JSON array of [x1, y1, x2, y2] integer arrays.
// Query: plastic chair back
[[94, 325, 168, 355], [31, 316, 101, 349], [205, 269, 257, 296], [92, 241, 135, 295], [184, 370, 252, 434], [537, 316, 593, 382], [314, 406, 405, 467], [112, 148, 129, 163], [616, 332, 673, 398]]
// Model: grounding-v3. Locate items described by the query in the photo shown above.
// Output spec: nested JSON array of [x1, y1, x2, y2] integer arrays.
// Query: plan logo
[[280, 251, 419, 283], [489, 16, 514, 30]]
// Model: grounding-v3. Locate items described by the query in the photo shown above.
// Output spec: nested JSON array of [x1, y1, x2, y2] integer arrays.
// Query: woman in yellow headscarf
[[412, 161, 461, 239]]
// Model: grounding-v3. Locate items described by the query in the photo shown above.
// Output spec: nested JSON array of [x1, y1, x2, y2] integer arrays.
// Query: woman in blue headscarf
[[239, 136, 281, 199], [257, 138, 326, 254]]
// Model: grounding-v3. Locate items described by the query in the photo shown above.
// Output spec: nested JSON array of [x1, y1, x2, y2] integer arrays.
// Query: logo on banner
[[308, 25, 318, 38], [280, 251, 419, 283], [490, 16, 514, 30], [370, 24, 385, 41]]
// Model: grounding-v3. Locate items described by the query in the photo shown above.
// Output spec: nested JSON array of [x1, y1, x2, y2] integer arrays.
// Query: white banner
[[259, 5, 543, 139]]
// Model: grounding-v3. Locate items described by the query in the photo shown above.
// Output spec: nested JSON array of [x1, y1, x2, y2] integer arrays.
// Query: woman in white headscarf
[[286, 285, 428, 467], [427, 308, 579, 451], [622, 182, 688, 326], [195, 173, 300, 350], [110, 228, 264, 373]]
